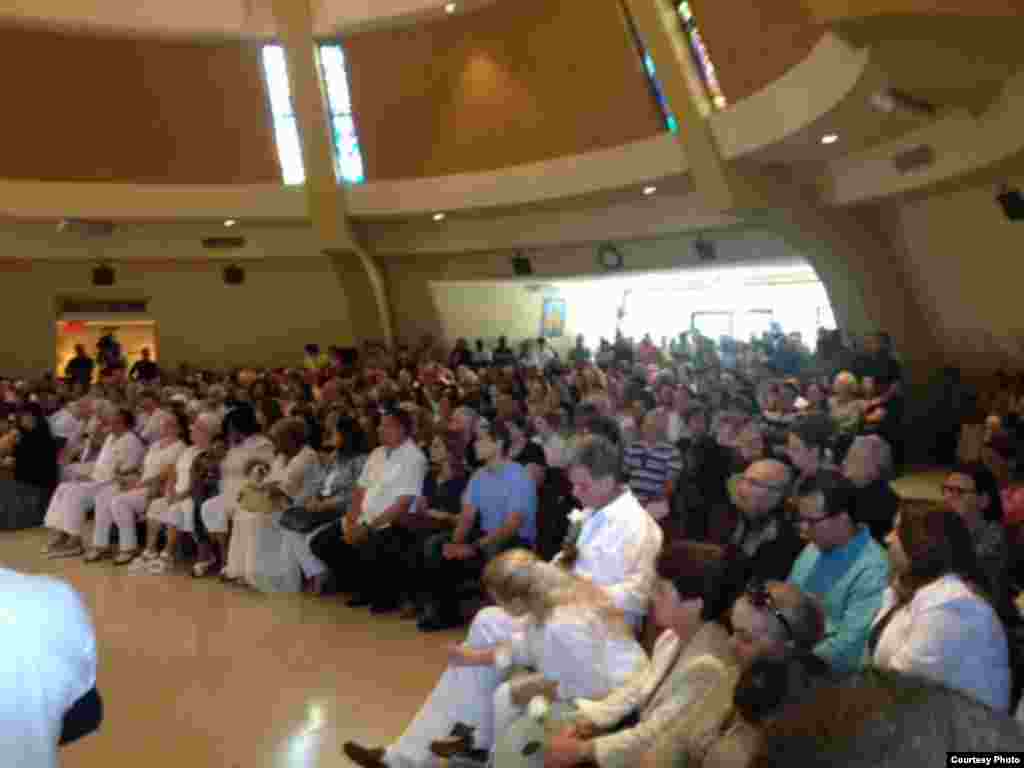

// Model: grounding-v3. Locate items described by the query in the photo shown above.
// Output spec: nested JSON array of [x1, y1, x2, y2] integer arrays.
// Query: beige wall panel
[[0, 260, 353, 377]]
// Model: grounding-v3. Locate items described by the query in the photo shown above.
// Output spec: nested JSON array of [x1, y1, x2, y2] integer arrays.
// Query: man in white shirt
[[343, 435, 663, 768], [43, 408, 146, 559], [313, 409, 426, 611], [0, 568, 100, 768], [48, 397, 82, 450]]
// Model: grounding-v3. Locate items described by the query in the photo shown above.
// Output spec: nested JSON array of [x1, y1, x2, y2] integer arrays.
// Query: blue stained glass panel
[[319, 43, 366, 185]]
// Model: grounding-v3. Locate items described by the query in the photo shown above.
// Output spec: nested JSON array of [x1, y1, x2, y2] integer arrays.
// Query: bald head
[[736, 460, 792, 520]]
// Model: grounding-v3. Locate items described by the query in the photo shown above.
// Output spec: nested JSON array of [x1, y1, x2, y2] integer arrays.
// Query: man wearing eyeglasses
[[788, 470, 889, 676], [720, 460, 805, 583]]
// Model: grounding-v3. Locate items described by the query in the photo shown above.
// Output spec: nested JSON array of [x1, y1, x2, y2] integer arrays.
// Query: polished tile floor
[[1, 527, 462, 768], [4, 471, 947, 767]]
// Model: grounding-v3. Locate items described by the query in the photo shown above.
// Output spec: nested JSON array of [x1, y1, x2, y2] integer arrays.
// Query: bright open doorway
[[55, 316, 157, 381]]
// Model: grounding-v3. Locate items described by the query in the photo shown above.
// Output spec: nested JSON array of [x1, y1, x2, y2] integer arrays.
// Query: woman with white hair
[[138, 410, 222, 573], [829, 371, 865, 438], [343, 549, 648, 768], [84, 410, 187, 566]]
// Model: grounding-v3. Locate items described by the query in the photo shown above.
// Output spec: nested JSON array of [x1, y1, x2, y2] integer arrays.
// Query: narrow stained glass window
[[677, 1, 727, 110], [260, 45, 306, 186], [620, 2, 678, 134], [319, 43, 366, 184], [260, 43, 366, 186]]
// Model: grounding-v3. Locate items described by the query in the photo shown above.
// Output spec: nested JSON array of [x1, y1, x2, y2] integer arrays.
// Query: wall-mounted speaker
[[511, 255, 533, 276], [92, 264, 115, 286], [997, 186, 1024, 221], [202, 236, 247, 250], [222, 264, 245, 285]]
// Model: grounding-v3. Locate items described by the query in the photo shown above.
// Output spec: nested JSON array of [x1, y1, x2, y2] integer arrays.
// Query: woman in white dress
[[343, 549, 649, 768], [140, 411, 222, 573], [871, 500, 1011, 712], [84, 410, 187, 566], [238, 417, 320, 592], [195, 405, 275, 579]]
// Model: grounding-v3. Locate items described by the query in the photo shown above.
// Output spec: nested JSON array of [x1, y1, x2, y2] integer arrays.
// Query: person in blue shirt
[[788, 469, 889, 676], [418, 419, 538, 632]]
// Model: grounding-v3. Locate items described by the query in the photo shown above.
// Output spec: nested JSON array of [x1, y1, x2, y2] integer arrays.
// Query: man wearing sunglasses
[[788, 470, 889, 676]]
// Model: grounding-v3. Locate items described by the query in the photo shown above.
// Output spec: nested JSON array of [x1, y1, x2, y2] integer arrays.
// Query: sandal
[[114, 549, 140, 566]]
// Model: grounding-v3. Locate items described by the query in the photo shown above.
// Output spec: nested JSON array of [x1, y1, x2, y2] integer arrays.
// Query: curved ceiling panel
[[0, 0, 500, 38], [0, 27, 280, 183]]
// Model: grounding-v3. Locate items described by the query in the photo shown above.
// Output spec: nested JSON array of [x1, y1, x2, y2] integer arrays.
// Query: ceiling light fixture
[[821, 134, 839, 145], [444, 2, 457, 13], [433, 212, 446, 221], [224, 219, 237, 227], [643, 186, 657, 196]]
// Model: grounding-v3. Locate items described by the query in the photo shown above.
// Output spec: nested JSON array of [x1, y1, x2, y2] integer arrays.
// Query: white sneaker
[[127, 556, 151, 574]]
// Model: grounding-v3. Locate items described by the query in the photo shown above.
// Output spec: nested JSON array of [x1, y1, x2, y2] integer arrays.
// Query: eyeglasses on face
[[792, 510, 837, 528], [739, 475, 786, 493], [745, 579, 794, 642]]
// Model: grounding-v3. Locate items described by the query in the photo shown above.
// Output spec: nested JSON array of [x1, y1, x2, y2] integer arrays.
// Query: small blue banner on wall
[[541, 298, 566, 338]]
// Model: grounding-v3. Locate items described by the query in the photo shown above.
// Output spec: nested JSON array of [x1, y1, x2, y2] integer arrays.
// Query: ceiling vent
[[57, 219, 115, 238], [891, 145, 936, 174], [201, 236, 246, 250]]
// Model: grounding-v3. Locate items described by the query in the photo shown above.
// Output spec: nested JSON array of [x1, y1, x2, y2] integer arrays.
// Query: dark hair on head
[[750, 668, 1024, 768], [684, 405, 709, 424], [895, 500, 991, 602], [16, 402, 55, 442], [950, 462, 1003, 523], [382, 407, 414, 438], [172, 409, 192, 446], [484, 419, 513, 455], [223, 404, 260, 438], [573, 402, 600, 430], [118, 408, 136, 430], [789, 414, 835, 454], [656, 543, 747, 624], [305, 343, 320, 354], [335, 415, 369, 457], [587, 415, 622, 446], [505, 413, 530, 436], [734, 654, 831, 726], [797, 469, 858, 522]]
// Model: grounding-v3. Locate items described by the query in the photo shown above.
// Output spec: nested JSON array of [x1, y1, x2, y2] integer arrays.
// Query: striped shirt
[[623, 441, 683, 504]]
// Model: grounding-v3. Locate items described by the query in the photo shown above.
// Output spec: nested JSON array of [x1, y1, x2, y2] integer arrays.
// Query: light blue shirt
[[788, 525, 889, 676], [467, 461, 537, 544]]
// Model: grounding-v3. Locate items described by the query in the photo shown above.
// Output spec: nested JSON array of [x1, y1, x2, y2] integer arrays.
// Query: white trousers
[[44, 480, 114, 537], [385, 607, 528, 768], [93, 487, 150, 551], [147, 497, 196, 532], [281, 523, 333, 579]]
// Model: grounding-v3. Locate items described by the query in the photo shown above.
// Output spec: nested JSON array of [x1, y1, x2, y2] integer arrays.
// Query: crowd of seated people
[[2, 325, 1024, 765]]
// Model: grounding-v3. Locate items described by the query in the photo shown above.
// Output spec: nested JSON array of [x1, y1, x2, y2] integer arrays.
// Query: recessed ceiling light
[[821, 134, 839, 145], [224, 219, 237, 227], [643, 186, 657, 196], [444, 2, 457, 13], [433, 212, 446, 221]]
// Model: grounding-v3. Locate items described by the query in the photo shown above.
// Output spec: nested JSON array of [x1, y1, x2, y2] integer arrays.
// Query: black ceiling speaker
[[695, 237, 717, 262], [997, 186, 1024, 221], [223, 264, 245, 285], [202, 236, 247, 250], [511, 254, 533, 276], [92, 264, 115, 287]]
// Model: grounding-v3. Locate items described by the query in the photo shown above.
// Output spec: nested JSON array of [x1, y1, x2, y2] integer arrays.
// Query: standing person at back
[[64, 345, 95, 390]]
